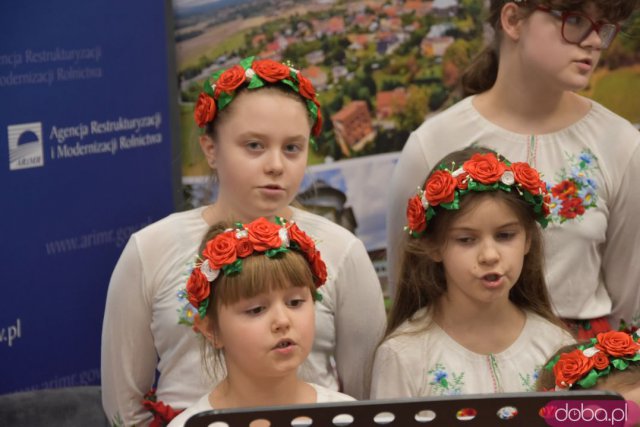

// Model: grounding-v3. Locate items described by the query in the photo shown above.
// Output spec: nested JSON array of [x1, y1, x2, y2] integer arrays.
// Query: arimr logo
[[8, 122, 44, 170]]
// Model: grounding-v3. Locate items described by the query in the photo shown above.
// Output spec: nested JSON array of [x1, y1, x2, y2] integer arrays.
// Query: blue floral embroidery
[[177, 260, 198, 327], [519, 365, 541, 392], [427, 362, 465, 395], [546, 149, 599, 223]]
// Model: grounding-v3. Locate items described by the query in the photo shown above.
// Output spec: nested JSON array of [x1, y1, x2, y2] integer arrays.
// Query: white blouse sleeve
[[370, 340, 416, 399], [333, 238, 386, 400], [101, 236, 157, 426], [603, 142, 640, 328], [386, 131, 431, 297]]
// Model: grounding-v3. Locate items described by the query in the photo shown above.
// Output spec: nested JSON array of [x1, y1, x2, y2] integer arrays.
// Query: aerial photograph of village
[[172, 0, 639, 293]]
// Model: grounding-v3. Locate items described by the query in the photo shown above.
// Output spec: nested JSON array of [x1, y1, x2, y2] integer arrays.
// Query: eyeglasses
[[536, 6, 620, 49]]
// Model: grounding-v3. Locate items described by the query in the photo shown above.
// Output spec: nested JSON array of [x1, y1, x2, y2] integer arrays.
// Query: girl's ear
[[525, 233, 532, 255], [194, 314, 222, 348], [199, 134, 217, 170], [500, 2, 525, 41], [427, 247, 443, 263]]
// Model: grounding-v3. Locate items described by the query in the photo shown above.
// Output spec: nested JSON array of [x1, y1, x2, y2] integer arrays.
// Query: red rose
[[463, 153, 507, 184], [592, 351, 610, 370], [559, 197, 585, 219], [288, 223, 316, 254], [552, 180, 578, 199], [553, 349, 595, 388], [203, 232, 238, 270], [297, 72, 316, 99], [186, 268, 210, 309], [236, 237, 253, 258], [425, 170, 457, 206], [455, 172, 469, 190], [307, 250, 328, 287], [247, 217, 282, 251], [595, 331, 640, 357], [252, 59, 290, 83], [312, 108, 323, 137], [511, 162, 544, 194], [406, 195, 426, 233], [215, 65, 246, 94], [194, 93, 216, 128]]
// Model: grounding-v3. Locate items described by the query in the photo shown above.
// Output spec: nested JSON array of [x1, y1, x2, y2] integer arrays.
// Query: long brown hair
[[461, 0, 638, 96], [385, 146, 559, 339]]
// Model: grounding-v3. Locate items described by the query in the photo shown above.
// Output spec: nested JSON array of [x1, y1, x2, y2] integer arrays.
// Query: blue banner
[[0, 0, 179, 393]]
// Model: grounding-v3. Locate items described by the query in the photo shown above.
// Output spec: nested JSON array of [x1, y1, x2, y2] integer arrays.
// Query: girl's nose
[[265, 151, 284, 176], [580, 27, 604, 50], [478, 241, 500, 264], [271, 304, 291, 332]]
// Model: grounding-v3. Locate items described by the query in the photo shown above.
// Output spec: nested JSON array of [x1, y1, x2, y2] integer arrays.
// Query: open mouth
[[576, 58, 592, 66], [482, 273, 501, 282], [274, 339, 294, 349]]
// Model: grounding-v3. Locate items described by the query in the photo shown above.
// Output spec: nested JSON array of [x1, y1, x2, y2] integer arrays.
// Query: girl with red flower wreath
[[102, 56, 385, 426], [167, 217, 354, 427], [537, 330, 640, 405], [372, 147, 575, 399], [386, 0, 640, 346]]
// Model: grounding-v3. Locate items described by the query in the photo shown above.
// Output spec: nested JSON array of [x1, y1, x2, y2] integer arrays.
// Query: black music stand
[[184, 390, 627, 426]]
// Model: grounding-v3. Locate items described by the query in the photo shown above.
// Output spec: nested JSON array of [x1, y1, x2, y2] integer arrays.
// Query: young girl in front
[[168, 217, 354, 426], [386, 0, 640, 338], [102, 56, 385, 426], [371, 147, 575, 398]]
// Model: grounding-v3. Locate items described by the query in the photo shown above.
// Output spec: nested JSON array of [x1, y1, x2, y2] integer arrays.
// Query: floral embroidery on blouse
[[619, 312, 640, 334], [177, 260, 198, 327], [546, 150, 599, 223], [110, 412, 125, 427], [427, 362, 465, 395], [519, 365, 541, 392]]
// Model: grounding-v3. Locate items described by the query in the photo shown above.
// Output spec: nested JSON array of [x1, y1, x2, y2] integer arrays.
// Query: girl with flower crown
[[101, 56, 385, 426], [371, 147, 575, 398], [536, 330, 640, 404], [386, 0, 640, 340], [167, 218, 355, 427]]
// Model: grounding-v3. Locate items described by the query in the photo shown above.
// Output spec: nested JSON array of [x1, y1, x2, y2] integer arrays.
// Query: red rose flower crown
[[185, 217, 328, 319], [545, 330, 640, 390], [405, 152, 554, 238], [193, 55, 323, 150]]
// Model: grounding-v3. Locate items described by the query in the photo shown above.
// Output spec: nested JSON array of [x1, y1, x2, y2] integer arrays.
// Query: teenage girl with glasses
[[386, 0, 640, 340]]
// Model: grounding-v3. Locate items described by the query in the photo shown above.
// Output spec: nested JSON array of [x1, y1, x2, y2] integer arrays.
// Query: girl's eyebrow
[[235, 131, 308, 142], [450, 221, 522, 231], [284, 135, 309, 143], [235, 131, 268, 140]]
